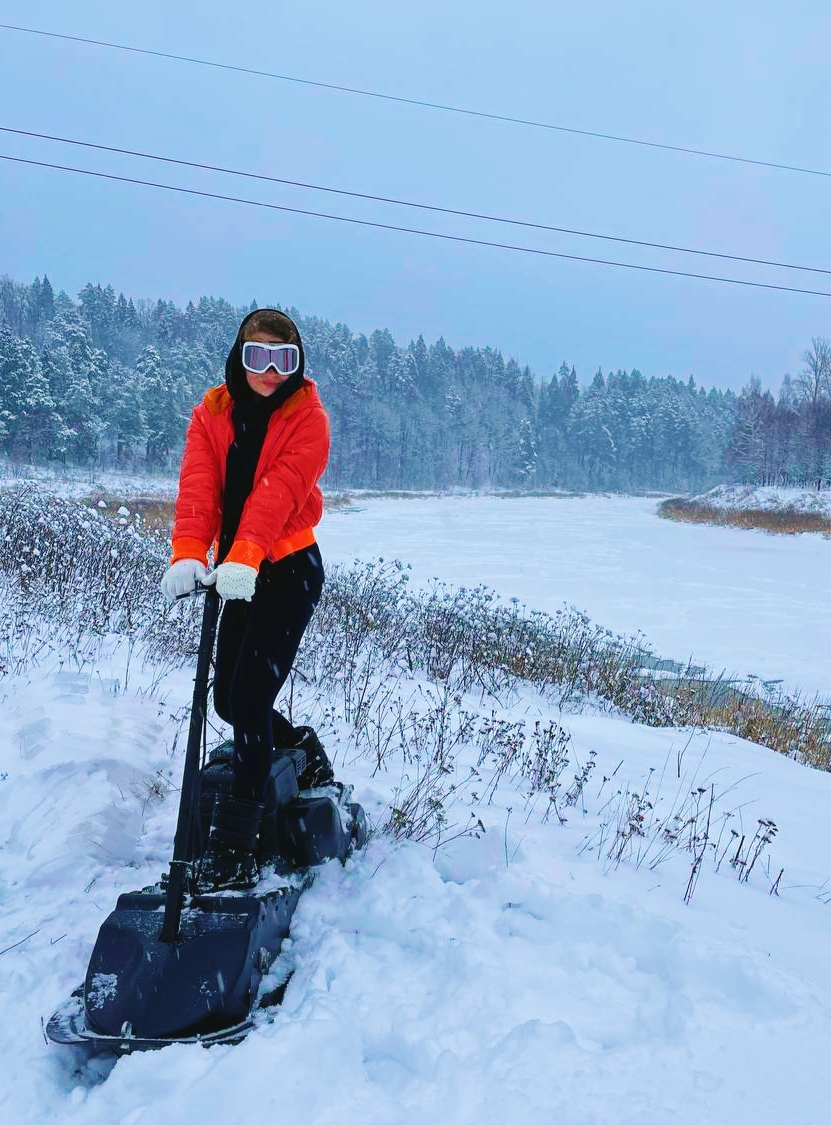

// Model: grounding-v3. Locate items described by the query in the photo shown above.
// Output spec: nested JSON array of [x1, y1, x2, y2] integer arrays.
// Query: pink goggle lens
[[241, 342, 300, 375]]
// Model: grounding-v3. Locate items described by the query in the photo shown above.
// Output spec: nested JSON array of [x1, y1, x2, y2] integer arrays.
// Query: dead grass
[[706, 695, 831, 770], [645, 677, 831, 771], [83, 493, 175, 534], [322, 493, 355, 511], [658, 498, 831, 535], [127, 498, 175, 531]]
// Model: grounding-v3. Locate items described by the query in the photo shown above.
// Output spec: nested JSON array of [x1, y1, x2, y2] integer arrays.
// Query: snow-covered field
[[2, 491, 831, 1123]]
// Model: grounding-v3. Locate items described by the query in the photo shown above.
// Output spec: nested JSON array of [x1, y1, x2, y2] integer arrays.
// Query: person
[[161, 308, 334, 889]]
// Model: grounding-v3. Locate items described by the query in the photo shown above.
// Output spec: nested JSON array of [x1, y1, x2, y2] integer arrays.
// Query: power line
[[3, 151, 830, 298], [2, 21, 830, 182], [3, 124, 829, 278]]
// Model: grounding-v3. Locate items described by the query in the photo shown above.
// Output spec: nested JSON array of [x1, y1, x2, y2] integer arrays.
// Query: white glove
[[202, 561, 258, 601], [161, 558, 208, 601]]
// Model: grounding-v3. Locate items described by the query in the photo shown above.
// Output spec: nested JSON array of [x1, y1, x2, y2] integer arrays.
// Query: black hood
[[216, 309, 307, 564], [224, 308, 306, 406]]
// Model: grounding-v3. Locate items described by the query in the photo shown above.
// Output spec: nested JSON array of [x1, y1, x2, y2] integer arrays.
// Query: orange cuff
[[170, 536, 210, 566], [269, 527, 316, 562], [223, 538, 268, 570]]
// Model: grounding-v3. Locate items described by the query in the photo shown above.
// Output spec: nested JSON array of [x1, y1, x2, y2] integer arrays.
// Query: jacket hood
[[224, 308, 306, 405]]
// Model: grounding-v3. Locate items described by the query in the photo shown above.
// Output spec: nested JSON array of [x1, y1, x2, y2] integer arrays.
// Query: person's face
[[243, 331, 293, 397]]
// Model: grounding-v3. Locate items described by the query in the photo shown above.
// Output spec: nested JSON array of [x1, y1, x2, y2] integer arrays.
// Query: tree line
[[0, 271, 821, 492], [724, 338, 831, 488]]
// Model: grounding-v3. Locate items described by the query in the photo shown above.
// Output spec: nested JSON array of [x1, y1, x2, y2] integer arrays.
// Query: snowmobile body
[[46, 879, 306, 1051]]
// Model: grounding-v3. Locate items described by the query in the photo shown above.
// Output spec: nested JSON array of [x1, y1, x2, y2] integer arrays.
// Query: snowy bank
[[689, 483, 831, 517]]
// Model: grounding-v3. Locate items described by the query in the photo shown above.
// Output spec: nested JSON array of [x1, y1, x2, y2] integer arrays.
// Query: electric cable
[[3, 124, 828, 277], [1, 21, 829, 182], [2, 151, 830, 298]]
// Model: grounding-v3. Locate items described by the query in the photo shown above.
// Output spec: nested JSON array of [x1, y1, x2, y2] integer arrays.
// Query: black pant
[[213, 544, 324, 801]]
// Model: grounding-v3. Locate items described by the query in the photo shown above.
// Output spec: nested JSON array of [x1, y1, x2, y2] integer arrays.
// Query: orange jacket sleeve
[[170, 403, 224, 565]]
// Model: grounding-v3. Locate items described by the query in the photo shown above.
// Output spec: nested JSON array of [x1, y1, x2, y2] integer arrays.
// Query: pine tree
[[725, 378, 776, 484], [101, 360, 147, 464], [514, 417, 538, 484], [39, 275, 55, 323], [138, 346, 182, 466], [0, 328, 57, 458], [42, 314, 106, 463]]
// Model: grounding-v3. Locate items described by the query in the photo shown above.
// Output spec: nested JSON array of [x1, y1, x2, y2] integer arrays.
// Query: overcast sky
[[2, 0, 831, 390]]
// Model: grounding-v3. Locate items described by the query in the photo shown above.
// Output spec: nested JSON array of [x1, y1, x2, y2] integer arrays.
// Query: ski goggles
[[240, 341, 301, 375]]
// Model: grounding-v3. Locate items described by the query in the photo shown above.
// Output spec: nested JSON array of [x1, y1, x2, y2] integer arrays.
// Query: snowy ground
[[2, 491, 831, 1123], [0, 460, 176, 501], [3, 639, 831, 1123]]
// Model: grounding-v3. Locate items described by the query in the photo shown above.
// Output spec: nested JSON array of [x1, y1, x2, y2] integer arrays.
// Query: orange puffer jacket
[[171, 378, 330, 571]]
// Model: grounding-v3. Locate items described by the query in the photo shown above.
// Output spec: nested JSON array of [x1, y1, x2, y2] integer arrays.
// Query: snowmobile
[[46, 585, 366, 1053]]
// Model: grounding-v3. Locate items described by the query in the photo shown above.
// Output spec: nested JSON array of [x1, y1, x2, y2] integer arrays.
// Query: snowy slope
[[1, 495, 831, 1123]]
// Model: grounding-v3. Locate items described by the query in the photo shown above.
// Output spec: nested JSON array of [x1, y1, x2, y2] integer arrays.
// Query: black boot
[[293, 726, 335, 789], [198, 794, 264, 891]]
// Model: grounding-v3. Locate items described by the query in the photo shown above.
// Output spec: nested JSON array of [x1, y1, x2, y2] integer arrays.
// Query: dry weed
[[658, 498, 831, 535]]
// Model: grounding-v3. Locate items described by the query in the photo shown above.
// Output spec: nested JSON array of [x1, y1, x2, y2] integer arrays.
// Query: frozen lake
[[319, 494, 831, 698]]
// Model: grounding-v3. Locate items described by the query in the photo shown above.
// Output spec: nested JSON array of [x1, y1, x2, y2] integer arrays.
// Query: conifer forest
[[1, 274, 829, 491]]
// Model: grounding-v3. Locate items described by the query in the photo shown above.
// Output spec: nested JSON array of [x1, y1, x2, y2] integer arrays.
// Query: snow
[[0, 460, 175, 501], [2, 492, 831, 1121]]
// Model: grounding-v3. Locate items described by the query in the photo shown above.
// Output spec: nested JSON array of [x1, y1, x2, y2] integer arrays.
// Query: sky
[[2, 1, 831, 390]]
